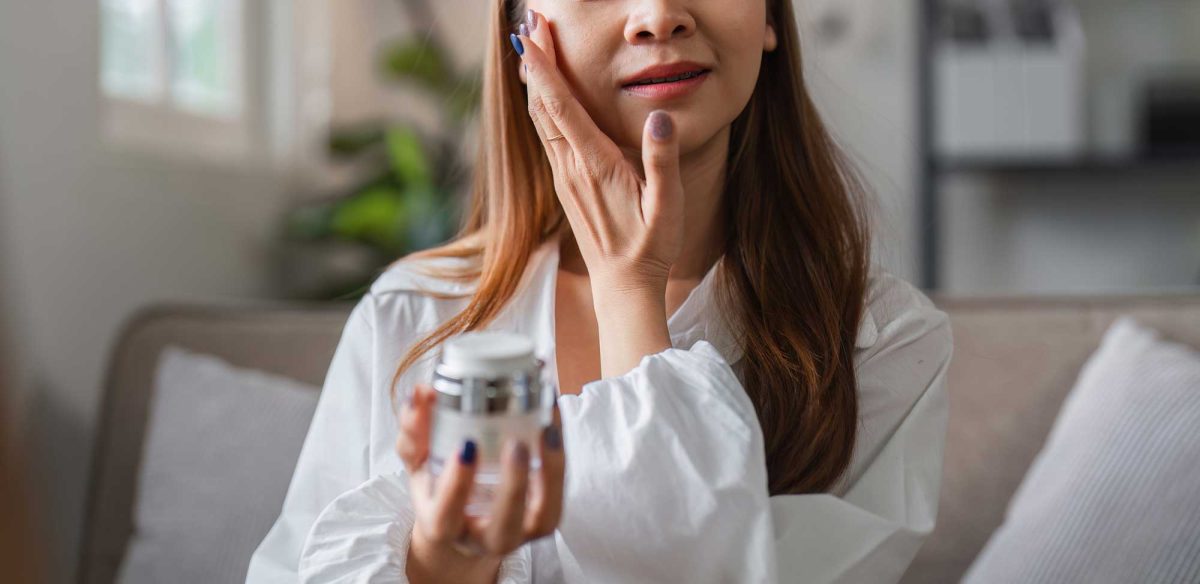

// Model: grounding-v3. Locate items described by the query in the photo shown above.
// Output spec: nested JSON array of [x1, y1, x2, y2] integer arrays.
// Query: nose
[[624, 0, 696, 43]]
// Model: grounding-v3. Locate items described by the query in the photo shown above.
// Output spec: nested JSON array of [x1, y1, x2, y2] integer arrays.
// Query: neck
[[560, 125, 730, 282]]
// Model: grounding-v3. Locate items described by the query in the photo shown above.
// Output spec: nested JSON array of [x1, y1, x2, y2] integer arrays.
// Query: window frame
[[99, 0, 257, 165]]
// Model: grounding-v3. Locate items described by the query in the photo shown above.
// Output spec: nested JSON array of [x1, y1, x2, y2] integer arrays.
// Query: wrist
[[588, 264, 669, 301], [592, 291, 671, 341], [591, 286, 666, 314], [590, 288, 673, 378], [407, 529, 501, 584]]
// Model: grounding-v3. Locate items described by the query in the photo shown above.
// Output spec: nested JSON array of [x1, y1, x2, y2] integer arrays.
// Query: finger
[[426, 439, 478, 544], [515, 27, 611, 160], [513, 31, 568, 166], [479, 440, 531, 554], [640, 110, 683, 226], [464, 442, 532, 555], [512, 27, 595, 236], [396, 384, 435, 474], [407, 455, 434, 535], [525, 400, 565, 539], [520, 11, 565, 167], [396, 386, 434, 462], [526, 10, 556, 78]]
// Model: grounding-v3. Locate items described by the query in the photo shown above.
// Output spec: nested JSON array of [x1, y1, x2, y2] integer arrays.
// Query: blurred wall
[[798, 0, 923, 285], [0, 2, 289, 582], [2, 0, 1195, 582]]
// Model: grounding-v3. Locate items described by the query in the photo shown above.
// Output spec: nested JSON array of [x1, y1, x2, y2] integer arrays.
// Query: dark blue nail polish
[[509, 33, 524, 56], [544, 426, 561, 450], [519, 23, 529, 38], [460, 440, 477, 464]]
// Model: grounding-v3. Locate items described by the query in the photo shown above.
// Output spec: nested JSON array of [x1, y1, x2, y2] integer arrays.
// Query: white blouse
[[246, 234, 953, 583]]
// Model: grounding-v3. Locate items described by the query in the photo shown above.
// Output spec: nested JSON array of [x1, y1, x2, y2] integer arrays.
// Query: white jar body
[[428, 409, 545, 517]]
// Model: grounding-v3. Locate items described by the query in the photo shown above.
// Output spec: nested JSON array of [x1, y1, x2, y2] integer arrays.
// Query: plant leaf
[[382, 38, 452, 92], [328, 123, 386, 158], [385, 126, 433, 187], [330, 186, 408, 252]]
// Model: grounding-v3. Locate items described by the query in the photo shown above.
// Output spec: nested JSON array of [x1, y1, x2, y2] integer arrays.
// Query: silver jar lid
[[432, 332, 548, 414]]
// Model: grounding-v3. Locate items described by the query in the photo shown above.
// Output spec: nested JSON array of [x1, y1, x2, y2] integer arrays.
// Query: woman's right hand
[[396, 383, 566, 584]]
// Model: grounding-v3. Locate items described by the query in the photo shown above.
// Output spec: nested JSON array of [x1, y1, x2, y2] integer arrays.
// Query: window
[[100, 0, 251, 162]]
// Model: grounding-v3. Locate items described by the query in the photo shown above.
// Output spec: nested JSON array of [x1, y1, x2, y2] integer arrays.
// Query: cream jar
[[427, 331, 556, 516]]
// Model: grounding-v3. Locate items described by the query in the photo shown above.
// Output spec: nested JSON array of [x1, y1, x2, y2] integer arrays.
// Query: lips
[[620, 61, 713, 88]]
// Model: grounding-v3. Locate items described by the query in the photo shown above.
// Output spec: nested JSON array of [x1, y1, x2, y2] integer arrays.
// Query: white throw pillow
[[117, 346, 320, 584], [963, 316, 1200, 584]]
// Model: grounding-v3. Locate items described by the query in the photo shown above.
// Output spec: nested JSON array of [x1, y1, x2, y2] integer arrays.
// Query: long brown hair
[[389, 0, 871, 496]]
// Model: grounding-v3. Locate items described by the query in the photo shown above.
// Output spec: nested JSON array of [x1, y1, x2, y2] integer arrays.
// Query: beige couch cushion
[[80, 303, 353, 584], [902, 294, 1200, 583], [962, 317, 1200, 583], [117, 347, 321, 584]]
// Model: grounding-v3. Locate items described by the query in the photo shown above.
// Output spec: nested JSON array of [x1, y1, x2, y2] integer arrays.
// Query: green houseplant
[[278, 0, 481, 301]]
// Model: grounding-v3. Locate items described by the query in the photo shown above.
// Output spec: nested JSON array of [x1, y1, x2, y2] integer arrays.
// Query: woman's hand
[[514, 11, 683, 377], [396, 384, 565, 584], [514, 11, 685, 296]]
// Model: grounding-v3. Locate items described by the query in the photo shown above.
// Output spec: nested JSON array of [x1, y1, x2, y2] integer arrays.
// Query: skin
[[399, 3, 778, 581]]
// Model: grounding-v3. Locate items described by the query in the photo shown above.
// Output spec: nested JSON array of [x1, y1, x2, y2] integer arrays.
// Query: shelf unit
[[914, 0, 1200, 291]]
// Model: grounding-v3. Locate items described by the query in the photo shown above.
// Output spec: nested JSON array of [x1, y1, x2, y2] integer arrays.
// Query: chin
[[671, 114, 728, 156]]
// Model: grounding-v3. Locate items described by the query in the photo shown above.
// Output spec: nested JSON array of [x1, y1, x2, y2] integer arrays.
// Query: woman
[[248, 0, 953, 582]]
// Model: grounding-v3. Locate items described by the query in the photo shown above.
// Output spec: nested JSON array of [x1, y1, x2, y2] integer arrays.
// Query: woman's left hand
[[513, 11, 685, 297]]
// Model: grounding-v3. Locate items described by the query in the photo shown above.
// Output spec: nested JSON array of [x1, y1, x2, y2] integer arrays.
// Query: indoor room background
[[1, 0, 1197, 582]]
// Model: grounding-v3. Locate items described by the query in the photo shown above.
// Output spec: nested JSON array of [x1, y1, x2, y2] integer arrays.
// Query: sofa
[[78, 293, 1200, 584]]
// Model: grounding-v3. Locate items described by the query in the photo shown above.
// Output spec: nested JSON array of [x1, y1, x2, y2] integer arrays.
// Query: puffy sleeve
[[553, 340, 778, 583], [246, 295, 379, 583], [554, 293, 953, 583], [295, 472, 533, 583], [770, 301, 953, 583]]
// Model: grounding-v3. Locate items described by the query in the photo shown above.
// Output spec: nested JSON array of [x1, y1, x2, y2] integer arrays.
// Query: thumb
[[640, 110, 682, 226]]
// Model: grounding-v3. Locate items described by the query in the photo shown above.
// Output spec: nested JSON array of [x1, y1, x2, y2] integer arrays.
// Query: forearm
[[592, 288, 673, 379]]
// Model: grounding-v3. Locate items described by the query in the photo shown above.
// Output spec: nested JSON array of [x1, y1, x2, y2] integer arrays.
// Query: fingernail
[[526, 9, 537, 30], [513, 441, 530, 466], [544, 425, 562, 450], [519, 23, 529, 38], [509, 33, 524, 56], [649, 110, 673, 141], [460, 440, 477, 465]]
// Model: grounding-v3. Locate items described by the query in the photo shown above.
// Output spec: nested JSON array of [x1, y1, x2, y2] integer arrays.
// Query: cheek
[[665, 21, 765, 149], [713, 14, 769, 99], [552, 23, 634, 142]]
